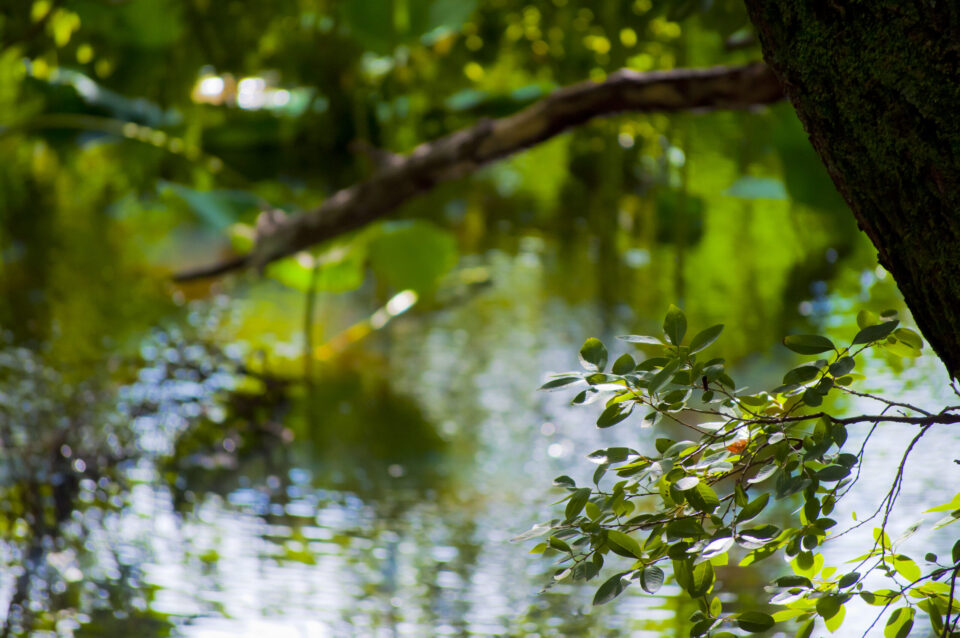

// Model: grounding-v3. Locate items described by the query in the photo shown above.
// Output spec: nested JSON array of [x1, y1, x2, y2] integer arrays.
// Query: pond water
[[1, 109, 956, 638]]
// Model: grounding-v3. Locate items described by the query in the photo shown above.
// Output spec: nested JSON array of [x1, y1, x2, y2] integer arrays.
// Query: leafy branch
[[517, 305, 960, 637]]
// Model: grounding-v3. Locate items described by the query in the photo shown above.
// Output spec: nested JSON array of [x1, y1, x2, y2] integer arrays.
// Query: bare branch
[[173, 62, 783, 282]]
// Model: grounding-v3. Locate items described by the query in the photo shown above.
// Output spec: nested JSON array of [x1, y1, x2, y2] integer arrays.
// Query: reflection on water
[[0, 237, 956, 637]]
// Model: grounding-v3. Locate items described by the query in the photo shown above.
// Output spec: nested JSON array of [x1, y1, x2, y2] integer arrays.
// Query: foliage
[[523, 305, 960, 637]]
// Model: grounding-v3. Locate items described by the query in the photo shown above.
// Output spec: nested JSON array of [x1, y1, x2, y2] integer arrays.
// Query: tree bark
[[173, 63, 782, 281], [743, 1, 960, 376]]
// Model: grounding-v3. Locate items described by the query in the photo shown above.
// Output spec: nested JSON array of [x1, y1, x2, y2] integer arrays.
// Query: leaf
[[816, 465, 851, 482], [776, 575, 813, 588], [579, 338, 608, 372], [825, 603, 845, 633], [802, 388, 823, 407], [953, 539, 960, 565], [510, 523, 551, 542], [617, 334, 664, 345], [893, 328, 923, 350], [747, 465, 778, 484], [689, 324, 724, 354], [565, 488, 591, 520], [539, 376, 582, 391], [687, 561, 715, 597], [829, 357, 855, 377], [736, 493, 770, 524], [884, 607, 914, 638], [612, 353, 636, 375], [597, 403, 632, 428], [548, 535, 571, 553], [639, 565, 664, 593], [663, 305, 687, 346], [607, 530, 643, 559], [587, 447, 636, 464], [783, 365, 821, 385], [648, 359, 680, 395], [687, 482, 720, 513], [592, 573, 628, 606], [892, 554, 921, 581], [838, 571, 860, 588], [675, 476, 700, 491], [702, 535, 735, 559], [737, 611, 775, 633], [857, 310, 878, 329], [796, 618, 815, 638], [816, 595, 842, 620], [666, 519, 707, 539], [852, 319, 899, 345], [783, 334, 836, 355]]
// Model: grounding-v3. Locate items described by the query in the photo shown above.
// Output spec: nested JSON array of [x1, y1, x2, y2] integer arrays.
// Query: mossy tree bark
[[744, 1, 960, 376]]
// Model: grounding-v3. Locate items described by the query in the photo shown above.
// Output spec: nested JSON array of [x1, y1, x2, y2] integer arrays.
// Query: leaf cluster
[[524, 306, 960, 637]]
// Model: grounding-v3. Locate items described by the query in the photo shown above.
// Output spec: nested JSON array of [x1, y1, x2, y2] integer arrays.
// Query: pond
[[0, 106, 955, 638]]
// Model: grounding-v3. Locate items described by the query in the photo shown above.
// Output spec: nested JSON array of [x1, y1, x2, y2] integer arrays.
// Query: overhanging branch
[[174, 62, 783, 282]]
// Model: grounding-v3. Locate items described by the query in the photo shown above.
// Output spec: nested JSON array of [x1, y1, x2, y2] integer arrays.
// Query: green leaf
[[884, 328, 923, 357], [675, 476, 700, 491], [548, 535, 572, 553], [639, 565, 664, 594], [825, 604, 845, 633], [796, 617, 815, 638], [829, 357, 855, 377], [592, 573, 628, 606], [689, 324, 724, 354], [663, 305, 687, 346], [783, 365, 821, 385], [510, 523, 551, 542], [953, 539, 960, 565], [816, 595, 842, 620], [884, 607, 914, 638], [565, 488, 591, 520], [783, 334, 836, 355], [892, 554, 920, 581], [736, 493, 770, 524], [607, 530, 643, 559], [687, 561, 715, 597], [802, 387, 823, 407], [648, 359, 680, 395], [539, 376, 582, 391], [857, 310, 878, 329], [838, 571, 860, 588], [597, 403, 632, 428], [776, 575, 813, 588], [666, 519, 707, 539], [737, 611, 775, 633], [852, 319, 899, 345], [687, 482, 720, 513], [816, 465, 851, 482], [579, 338, 608, 371], [587, 447, 636, 464], [612, 353, 636, 375]]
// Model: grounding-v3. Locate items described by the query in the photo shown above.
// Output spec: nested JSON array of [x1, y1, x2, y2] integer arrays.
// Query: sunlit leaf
[[663, 305, 687, 346], [579, 338, 608, 372]]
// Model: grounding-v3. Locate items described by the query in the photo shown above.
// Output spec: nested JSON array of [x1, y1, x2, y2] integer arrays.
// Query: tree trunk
[[743, 1, 960, 376]]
